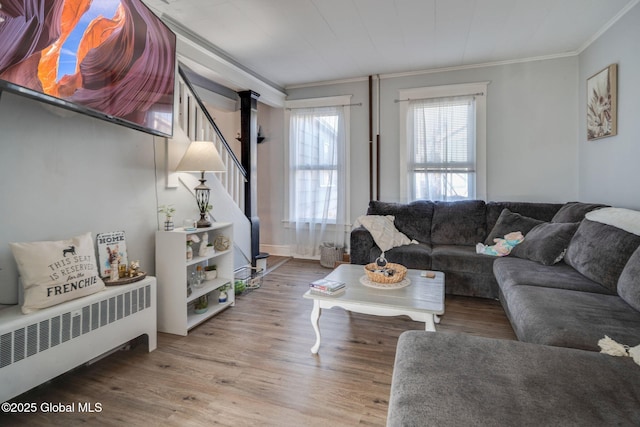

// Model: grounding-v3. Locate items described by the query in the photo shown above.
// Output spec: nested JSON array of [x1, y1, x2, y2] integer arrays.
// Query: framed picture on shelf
[[587, 63, 617, 141], [96, 231, 128, 278]]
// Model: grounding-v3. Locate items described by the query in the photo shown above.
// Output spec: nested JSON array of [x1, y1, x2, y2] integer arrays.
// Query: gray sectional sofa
[[496, 240, 640, 351], [388, 331, 640, 426], [352, 199, 580, 299], [349, 200, 640, 425]]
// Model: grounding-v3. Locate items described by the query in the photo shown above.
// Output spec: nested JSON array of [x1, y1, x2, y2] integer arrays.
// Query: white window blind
[[408, 95, 477, 201]]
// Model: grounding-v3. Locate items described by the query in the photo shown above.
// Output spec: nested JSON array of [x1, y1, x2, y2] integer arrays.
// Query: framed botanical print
[[587, 64, 617, 141]]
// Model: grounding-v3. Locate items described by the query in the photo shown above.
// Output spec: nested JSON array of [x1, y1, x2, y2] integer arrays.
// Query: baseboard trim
[[259, 244, 291, 257]]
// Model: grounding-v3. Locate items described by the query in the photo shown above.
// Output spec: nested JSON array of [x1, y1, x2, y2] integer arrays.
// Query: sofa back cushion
[[431, 200, 486, 246], [510, 222, 580, 265], [618, 246, 640, 311], [484, 209, 544, 245], [551, 201, 607, 223], [367, 200, 434, 244], [565, 219, 640, 292], [486, 202, 562, 234]]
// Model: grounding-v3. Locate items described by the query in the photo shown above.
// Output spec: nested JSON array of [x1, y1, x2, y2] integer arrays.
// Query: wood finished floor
[[1, 259, 516, 426]]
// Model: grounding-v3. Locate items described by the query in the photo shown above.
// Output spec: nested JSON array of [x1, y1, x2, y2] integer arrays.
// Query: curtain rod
[[394, 92, 484, 103], [286, 102, 362, 110]]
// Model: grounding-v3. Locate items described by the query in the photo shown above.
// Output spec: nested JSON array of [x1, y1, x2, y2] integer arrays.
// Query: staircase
[[175, 66, 252, 266]]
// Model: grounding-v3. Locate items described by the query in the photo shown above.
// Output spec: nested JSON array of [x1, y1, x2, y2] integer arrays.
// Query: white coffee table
[[303, 264, 445, 354]]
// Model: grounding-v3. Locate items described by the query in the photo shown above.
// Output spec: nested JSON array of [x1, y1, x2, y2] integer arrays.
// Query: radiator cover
[[0, 277, 156, 402]]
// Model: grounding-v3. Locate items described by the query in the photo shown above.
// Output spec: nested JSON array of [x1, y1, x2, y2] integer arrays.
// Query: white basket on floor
[[319, 242, 345, 268]]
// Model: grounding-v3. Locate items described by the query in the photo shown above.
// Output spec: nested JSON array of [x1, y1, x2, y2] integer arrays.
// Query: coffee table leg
[[310, 300, 322, 354], [424, 315, 436, 332], [434, 314, 441, 324]]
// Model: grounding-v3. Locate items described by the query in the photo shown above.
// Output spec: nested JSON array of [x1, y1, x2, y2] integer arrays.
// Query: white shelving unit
[[155, 223, 234, 335]]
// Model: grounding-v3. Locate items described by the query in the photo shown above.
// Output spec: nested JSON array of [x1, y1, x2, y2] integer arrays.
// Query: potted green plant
[[234, 279, 246, 295], [158, 205, 176, 231], [204, 264, 217, 280], [218, 283, 231, 303], [194, 294, 208, 314], [202, 241, 214, 256]]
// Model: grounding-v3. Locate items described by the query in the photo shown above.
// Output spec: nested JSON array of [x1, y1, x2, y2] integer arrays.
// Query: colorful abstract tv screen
[[0, 0, 176, 137]]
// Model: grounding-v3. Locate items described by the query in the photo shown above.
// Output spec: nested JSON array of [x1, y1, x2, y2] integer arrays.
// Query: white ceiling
[[143, 0, 637, 89]]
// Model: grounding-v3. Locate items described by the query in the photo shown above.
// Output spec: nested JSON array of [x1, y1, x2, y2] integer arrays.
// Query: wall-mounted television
[[0, 0, 176, 137]]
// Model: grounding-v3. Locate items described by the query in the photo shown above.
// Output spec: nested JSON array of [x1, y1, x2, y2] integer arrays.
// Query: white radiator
[[0, 277, 157, 403]]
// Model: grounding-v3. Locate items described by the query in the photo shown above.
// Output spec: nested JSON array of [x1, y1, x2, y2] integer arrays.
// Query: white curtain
[[289, 106, 347, 258], [408, 95, 476, 201]]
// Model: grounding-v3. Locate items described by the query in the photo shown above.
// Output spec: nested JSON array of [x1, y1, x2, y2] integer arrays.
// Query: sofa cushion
[[350, 226, 376, 265], [369, 243, 432, 270], [510, 222, 580, 265], [354, 215, 414, 253], [494, 257, 613, 297], [431, 200, 486, 246], [565, 219, 640, 292], [432, 245, 496, 276], [441, 270, 499, 299], [618, 246, 640, 312], [551, 201, 607, 223], [486, 201, 562, 235], [501, 285, 640, 351], [388, 331, 640, 427], [484, 209, 543, 245], [9, 232, 106, 314], [432, 245, 498, 298], [367, 200, 434, 243]]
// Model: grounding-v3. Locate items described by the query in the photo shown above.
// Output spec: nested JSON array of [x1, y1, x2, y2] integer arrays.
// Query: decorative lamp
[[176, 140, 226, 228]]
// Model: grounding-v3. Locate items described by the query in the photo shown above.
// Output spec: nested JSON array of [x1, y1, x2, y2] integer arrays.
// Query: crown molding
[[158, 13, 286, 107], [285, 52, 578, 90], [577, 0, 640, 54]]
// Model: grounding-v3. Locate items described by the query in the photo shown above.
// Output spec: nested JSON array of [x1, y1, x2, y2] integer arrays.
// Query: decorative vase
[[198, 233, 209, 257], [186, 242, 193, 260], [218, 290, 228, 303], [110, 262, 119, 281], [164, 219, 174, 231]]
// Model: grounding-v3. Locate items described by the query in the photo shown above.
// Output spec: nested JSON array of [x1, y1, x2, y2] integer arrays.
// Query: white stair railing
[[175, 67, 252, 268], [176, 68, 246, 213]]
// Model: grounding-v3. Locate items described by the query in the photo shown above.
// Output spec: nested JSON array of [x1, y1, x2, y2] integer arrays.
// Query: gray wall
[[256, 103, 285, 252], [0, 92, 196, 304], [377, 58, 579, 204], [578, 3, 640, 209], [259, 56, 580, 251]]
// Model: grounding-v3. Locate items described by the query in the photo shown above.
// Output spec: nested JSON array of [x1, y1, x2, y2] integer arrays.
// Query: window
[[399, 83, 487, 202], [285, 96, 351, 257], [289, 107, 343, 222], [409, 96, 476, 200]]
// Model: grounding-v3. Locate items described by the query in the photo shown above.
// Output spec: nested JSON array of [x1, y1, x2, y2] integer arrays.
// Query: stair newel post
[[238, 90, 261, 266]]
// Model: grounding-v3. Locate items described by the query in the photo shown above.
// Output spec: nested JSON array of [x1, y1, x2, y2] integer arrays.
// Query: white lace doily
[[359, 275, 411, 289]]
